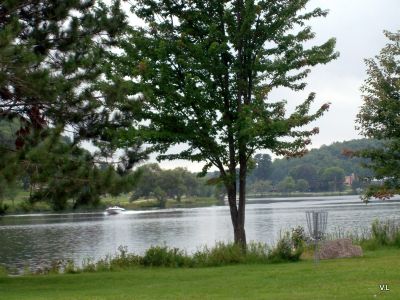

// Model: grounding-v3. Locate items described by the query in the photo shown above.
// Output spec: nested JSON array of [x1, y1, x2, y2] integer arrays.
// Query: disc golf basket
[[306, 210, 328, 263]]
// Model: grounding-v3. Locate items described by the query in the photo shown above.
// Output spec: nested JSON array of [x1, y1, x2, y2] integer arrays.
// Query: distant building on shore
[[344, 173, 356, 186]]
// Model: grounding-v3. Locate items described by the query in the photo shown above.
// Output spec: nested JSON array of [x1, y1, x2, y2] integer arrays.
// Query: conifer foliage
[[123, 0, 338, 247], [0, 1, 146, 210]]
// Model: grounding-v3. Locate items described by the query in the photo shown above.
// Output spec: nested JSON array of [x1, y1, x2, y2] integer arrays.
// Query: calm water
[[1, 195, 400, 271]]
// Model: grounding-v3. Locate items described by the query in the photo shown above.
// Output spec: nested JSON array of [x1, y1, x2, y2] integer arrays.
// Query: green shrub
[[359, 238, 380, 251], [29, 260, 66, 275], [13, 233, 309, 276], [18, 240, 306, 275], [244, 242, 270, 264], [95, 254, 112, 272], [0, 203, 9, 215], [49, 260, 64, 274], [109, 246, 142, 270], [291, 226, 306, 250], [269, 232, 303, 263], [64, 260, 79, 274], [371, 219, 389, 245], [193, 242, 244, 267], [142, 246, 190, 267], [18, 200, 33, 213], [81, 258, 96, 272], [394, 231, 400, 248]]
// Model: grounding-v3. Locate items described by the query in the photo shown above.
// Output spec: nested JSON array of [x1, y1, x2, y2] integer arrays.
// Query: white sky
[[133, 0, 400, 172]]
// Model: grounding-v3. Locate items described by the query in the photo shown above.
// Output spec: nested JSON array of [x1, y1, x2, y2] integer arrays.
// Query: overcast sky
[[141, 0, 400, 171]]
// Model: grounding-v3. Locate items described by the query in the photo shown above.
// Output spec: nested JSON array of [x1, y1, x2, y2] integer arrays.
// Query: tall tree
[[248, 179, 273, 195], [289, 163, 318, 191], [130, 164, 208, 207], [277, 176, 296, 193], [320, 166, 345, 192], [355, 30, 400, 200], [124, 0, 338, 248], [249, 153, 272, 182], [295, 178, 309, 192], [0, 0, 147, 206], [1, 0, 131, 141]]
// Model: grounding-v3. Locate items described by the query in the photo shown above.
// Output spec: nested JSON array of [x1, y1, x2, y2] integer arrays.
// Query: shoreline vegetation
[[0, 190, 221, 215], [0, 190, 360, 215], [0, 248, 398, 300], [2, 219, 399, 276], [1, 220, 399, 299]]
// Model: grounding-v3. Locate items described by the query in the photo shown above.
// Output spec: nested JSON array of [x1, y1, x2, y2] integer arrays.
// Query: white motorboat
[[105, 206, 126, 215]]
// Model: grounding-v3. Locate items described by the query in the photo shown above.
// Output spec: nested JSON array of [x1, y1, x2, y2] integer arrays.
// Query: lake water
[[1, 195, 400, 272]]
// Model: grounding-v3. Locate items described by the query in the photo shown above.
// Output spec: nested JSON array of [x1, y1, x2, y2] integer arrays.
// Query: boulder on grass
[[318, 238, 363, 259]]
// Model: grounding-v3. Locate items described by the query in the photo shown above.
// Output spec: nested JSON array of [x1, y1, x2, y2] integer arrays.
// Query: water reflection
[[1, 195, 399, 271]]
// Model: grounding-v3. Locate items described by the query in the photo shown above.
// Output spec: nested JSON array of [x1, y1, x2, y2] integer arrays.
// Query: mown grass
[[0, 248, 399, 300]]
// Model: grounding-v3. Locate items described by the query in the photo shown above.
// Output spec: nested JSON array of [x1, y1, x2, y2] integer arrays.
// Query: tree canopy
[[0, 0, 147, 210], [248, 153, 272, 182], [355, 30, 400, 200], [247, 139, 380, 191], [131, 163, 214, 207], [121, 0, 338, 247]]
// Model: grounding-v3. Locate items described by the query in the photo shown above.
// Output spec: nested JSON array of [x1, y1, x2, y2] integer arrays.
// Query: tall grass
[[6, 220, 399, 276], [192, 242, 273, 266], [327, 219, 400, 250], [361, 219, 400, 250], [13, 230, 303, 275]]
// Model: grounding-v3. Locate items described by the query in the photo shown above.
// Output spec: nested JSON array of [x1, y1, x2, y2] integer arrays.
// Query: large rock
[[318, 238, 363, 259]]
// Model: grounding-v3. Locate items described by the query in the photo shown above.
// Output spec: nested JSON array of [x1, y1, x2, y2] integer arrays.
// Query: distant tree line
[[130, 164, 216, 208], [247, 139, 382, 194]]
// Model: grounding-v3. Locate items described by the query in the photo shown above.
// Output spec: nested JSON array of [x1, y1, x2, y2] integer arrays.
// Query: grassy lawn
[[1, 248, 399, 300]]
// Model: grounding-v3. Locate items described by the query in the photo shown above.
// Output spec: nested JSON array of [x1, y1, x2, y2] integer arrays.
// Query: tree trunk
[[234, 220, 246, 249], [238, 141, 247, 251], [158, 197, 166, 208], [225, 180, 247, 251]]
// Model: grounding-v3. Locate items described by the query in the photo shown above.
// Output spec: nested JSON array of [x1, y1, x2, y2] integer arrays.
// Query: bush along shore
[[14, 239, 304, 276], [2, 219, 399, 276], [3, 228, 306, 276], [0, 192, 220, 215]]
